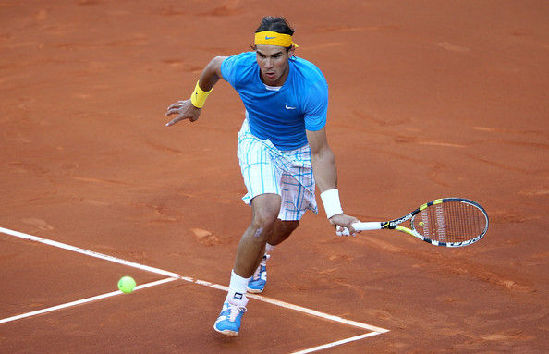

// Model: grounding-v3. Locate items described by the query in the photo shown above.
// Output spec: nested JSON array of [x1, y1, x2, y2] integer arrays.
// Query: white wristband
[[320, 189, 343, 219]]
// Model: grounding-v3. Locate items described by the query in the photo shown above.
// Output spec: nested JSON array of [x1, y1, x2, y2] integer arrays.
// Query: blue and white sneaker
[[247, 255, 269, 293], [213, 300, 247, 336]]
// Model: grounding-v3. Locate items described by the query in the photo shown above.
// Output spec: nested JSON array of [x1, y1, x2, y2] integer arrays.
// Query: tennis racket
[[347, 198, 489, 247]]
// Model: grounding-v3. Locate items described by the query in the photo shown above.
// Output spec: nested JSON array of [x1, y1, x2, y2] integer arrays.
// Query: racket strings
[[414, 201, 486, 243]]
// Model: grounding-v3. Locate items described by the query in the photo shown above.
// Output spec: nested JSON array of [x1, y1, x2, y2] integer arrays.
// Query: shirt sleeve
[[303, 77, 328, 131], [220, 54, 240, 88]]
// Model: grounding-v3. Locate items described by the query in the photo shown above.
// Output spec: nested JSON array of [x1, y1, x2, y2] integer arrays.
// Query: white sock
[[265, 243, 274, 254], [226, 270, 250, 306], [264, 243, 275, 261]]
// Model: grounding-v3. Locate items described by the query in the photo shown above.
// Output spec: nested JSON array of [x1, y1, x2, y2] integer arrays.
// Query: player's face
[[255, 44, 294, 86]]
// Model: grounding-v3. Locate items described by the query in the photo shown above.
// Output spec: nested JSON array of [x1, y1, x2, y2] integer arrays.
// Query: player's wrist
[[321, 189, 343, 219], [189, 80, 213, 108]]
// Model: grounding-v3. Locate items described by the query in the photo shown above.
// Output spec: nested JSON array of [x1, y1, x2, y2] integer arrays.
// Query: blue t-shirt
[[221, 52, 328, 151]]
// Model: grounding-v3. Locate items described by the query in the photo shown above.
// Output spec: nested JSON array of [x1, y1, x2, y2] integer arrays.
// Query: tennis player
[[165, 17, 360, 336]]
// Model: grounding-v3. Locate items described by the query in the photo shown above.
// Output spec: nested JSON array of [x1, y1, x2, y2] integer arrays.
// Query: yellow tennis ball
[[419, 221, 424, 226], [118, 276, 136, 294]]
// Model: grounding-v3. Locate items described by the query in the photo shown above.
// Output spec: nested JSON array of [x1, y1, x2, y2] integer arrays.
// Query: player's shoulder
[[290, 56, 328, 97], [290, 56, 326, 82], [223, 51, 256, 67], [221, 52, 257, 83]]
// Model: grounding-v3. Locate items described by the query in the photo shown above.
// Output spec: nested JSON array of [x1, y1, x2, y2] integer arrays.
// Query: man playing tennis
[[165, 17, 359, 336]]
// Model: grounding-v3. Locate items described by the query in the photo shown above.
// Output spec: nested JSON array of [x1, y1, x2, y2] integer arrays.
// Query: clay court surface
[[1, 0, 548, 352]]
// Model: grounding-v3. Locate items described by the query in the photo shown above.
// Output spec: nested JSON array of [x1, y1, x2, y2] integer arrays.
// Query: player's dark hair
[[252, 17, 295, 52], [255, 16, 295, 36]]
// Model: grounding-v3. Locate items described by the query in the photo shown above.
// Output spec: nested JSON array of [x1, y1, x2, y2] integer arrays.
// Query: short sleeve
[[303, 78, 328, 131], [220, 55, 239, 88]]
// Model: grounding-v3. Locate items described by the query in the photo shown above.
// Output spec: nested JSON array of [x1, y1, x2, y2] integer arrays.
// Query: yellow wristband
[[189, 80, 212, 108]]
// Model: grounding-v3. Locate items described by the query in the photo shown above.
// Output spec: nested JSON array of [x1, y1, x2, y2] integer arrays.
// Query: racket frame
[[353, 198, 489, 248]]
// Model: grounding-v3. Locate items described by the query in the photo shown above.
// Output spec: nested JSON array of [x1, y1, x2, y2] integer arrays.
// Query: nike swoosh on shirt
[[285, 105, 297, 109]]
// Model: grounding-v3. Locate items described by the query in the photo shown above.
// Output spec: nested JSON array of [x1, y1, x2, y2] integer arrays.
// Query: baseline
[[0, 277, 177, 324], [0, 226, 389, 351]]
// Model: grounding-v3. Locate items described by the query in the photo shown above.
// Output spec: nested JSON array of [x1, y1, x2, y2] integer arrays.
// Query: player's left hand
[[329, 214, 360, 237], [165, 99, 201, 127]]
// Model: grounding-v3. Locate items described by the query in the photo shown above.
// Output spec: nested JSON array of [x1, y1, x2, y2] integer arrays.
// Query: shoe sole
[[213, 324, 239, 336], [246, 286, 263, 294]]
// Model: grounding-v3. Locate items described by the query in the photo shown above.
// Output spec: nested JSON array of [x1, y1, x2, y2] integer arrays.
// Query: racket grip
[[352, 222, 383, 231]]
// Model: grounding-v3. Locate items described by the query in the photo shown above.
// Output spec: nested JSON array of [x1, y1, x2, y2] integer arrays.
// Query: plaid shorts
[[237, 119, 318, 221]]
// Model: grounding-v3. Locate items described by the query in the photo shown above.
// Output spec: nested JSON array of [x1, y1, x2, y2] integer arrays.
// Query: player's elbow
[[207, 56, 227, 79], [311, 145, 335, 164], [210, 56, 225, 67]]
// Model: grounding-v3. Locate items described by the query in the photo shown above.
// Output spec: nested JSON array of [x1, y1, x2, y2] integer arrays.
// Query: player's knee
[[251, 209, 278, 231], [250, 194, 281, 231]]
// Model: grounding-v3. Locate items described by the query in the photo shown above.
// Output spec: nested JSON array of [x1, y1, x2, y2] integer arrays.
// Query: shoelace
[[227, 304, 247, 321], [252, 265, 262, 280]]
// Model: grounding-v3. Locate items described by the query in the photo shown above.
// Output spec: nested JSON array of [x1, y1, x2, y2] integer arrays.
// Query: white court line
[[0, 226, 389, 351], [292, 332, 383, 354], [0, 278, 177, 324], [246, 294, 388, 333]]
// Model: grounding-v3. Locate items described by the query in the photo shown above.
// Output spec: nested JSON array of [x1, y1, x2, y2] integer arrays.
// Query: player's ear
[[287, 45, 296, 58]]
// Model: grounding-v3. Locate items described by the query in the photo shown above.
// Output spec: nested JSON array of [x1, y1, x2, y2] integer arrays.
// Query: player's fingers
[[165, 108, 180, 116], [166, 100, 189, 111], [165, 115, 186, 127], [166, 102, 183, 110], [348, 224, 358, 236], [335, 226, 350, 237]]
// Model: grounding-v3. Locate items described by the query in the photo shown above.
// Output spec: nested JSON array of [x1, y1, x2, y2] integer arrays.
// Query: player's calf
[[247, 254, 270, 293]]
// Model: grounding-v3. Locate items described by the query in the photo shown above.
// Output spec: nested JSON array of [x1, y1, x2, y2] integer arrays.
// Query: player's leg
[[213, 193, 281, 336], [270, 219, 299, 245], [248, 145, 318, 294], [247, 219, 298, 293], [233, 193, 282, 276], [248, 219, 299, 275], [214, 119, 282, 336]]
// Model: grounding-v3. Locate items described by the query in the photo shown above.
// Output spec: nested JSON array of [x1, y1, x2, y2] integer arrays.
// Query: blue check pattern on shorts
[[237, 119, 318, 221]]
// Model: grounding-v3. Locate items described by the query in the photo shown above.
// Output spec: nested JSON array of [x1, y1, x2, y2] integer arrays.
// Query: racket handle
[[352, 222, 383, 231]]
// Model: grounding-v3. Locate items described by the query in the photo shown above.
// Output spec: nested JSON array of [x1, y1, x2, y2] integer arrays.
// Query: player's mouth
[[264, 71, 276, 80]]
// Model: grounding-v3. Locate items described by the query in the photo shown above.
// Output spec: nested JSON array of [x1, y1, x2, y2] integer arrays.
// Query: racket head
[[410, 198, 489, 247]]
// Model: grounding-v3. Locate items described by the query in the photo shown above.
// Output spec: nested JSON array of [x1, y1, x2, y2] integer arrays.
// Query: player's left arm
[[165, 56, 227, 127], [306, 128, 360, 234]]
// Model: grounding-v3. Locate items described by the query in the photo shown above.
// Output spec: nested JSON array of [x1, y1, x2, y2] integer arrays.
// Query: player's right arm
[[165, 56, 227, 127]]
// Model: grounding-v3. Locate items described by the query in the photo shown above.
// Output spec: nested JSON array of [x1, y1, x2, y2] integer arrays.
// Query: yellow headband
[[254, 31, 298, 47]]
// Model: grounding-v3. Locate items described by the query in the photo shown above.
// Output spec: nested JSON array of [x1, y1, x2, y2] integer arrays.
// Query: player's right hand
[[329, 213, 360, 237], [165, 99, 201, 127]]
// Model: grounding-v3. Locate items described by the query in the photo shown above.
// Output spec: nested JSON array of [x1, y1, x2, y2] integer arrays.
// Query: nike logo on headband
[[265, 36, 276, 40]]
